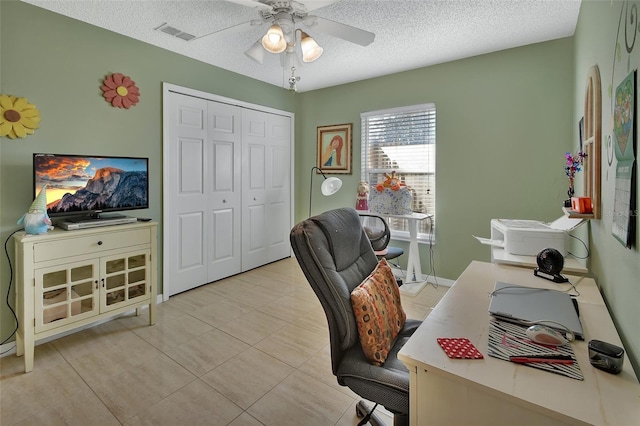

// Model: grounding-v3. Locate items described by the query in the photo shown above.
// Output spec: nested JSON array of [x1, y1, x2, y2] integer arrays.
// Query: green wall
[[572, 0, 640, 376], [2, 0, 638, 376], [0, 1, 294, 343], [295, 38, 575, 281]]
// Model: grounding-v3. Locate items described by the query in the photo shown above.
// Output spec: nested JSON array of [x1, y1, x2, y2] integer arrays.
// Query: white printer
[[475, 216, 584, 256]]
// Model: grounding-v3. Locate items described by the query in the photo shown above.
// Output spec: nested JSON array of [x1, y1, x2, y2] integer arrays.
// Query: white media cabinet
[[12, 221, 157, 372]]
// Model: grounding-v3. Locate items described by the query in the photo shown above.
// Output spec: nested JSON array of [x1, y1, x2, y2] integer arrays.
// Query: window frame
[[360, 103, 436, 243]]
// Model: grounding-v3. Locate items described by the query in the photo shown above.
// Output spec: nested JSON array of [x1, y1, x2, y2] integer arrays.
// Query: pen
[[511, 354, 573, 360], [510, 356, 574, 364]]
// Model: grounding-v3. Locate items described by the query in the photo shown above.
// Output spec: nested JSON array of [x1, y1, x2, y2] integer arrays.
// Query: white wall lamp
[[309, 166, 342, 217]]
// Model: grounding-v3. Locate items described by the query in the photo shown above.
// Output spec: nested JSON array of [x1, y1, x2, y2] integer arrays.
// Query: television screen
[[34, 153, 149, 217]]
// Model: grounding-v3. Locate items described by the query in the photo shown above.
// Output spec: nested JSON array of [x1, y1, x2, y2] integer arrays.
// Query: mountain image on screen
[[48, 167, 147, 213]]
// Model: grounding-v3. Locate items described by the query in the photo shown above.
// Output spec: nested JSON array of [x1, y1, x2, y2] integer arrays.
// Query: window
[[361, 103, 436, 241]]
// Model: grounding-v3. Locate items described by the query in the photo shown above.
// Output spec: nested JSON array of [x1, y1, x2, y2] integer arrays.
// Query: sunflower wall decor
[[0, 94, 41, 139], [101, 73, 140, 109]]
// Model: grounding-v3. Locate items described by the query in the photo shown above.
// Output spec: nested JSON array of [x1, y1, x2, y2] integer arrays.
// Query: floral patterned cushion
[[350, 258, 406, 365]]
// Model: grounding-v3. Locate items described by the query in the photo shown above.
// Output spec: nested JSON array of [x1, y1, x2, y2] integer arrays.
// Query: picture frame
[[578, 116, 584, 152], [316, 123, 352, 174]]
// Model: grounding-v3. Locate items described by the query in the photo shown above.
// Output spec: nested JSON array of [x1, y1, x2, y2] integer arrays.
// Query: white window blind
[[361, 104, 436, 239]]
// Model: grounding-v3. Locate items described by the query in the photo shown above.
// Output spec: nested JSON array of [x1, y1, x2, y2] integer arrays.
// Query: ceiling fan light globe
[[321, 177, 342, 195], [302, 45, 323, 62], [262, 25, 287, 53], [300, 32, 323, 62]]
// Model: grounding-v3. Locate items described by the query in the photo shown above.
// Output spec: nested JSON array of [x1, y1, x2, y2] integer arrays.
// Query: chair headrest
[[311, 208, 369, 271]]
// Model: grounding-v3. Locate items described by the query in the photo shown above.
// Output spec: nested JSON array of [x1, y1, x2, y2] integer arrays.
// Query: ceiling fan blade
[[223, 0, 274, 11], [224, 0, 340, 13], [303, 0, 342, 12], [191, 20, 260, 41], [303, 15, 374, 46]]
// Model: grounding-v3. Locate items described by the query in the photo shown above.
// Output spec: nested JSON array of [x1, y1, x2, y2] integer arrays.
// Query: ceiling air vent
[[155, 23, 196, 41]]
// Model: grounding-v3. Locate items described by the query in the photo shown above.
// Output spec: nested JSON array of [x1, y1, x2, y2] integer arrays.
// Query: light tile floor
[[0, 257, 448, 426]]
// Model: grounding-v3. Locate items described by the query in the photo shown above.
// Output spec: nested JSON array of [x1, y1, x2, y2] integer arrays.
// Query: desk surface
[[398, 261, 640, 426]]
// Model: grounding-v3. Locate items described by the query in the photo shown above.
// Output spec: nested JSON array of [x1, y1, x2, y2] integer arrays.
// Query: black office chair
[[290, 208, 421, 426], [359, 213, 404, 278]]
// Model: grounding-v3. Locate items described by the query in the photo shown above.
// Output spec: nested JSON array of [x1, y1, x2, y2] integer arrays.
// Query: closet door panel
[[213, 142, 234, 191], [211, 208, 235, 259], [207, 102, 242, 281], [247, 204, 267, 252], [247, 144, 266, 190], [266, 115, 292, 262], [242, 153, 267, 269], [242, 110, 269, 270], [179, 212, 205, 269], [165, 86, 291, 295], [166, 94, 208, 296], [267, 199, 288, 253]]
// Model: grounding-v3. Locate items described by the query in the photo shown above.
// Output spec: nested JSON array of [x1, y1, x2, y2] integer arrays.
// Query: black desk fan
[[534, 248, 569, 283]]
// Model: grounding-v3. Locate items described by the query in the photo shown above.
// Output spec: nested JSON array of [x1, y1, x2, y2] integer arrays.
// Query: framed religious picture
[[316, 123, 352, 174]]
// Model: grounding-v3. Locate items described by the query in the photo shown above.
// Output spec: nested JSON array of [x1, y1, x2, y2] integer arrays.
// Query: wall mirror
[[582, 65, 602, 219]]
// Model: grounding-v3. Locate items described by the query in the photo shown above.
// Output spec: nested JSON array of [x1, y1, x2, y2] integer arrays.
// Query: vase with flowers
[[563, 150, 587, 207]]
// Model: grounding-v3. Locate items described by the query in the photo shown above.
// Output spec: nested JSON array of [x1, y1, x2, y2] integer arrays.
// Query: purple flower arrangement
[[565, 151, 587, 181]]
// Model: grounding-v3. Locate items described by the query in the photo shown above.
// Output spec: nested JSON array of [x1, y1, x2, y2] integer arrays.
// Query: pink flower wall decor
[[101, 73, 140, 109]]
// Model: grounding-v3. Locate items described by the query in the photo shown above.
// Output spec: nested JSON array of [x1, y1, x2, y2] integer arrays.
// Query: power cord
[[1, 229, 21, 355], [424, 215, 439, 289], [489, 281, 580, 299], [568, 234, 590, 259]]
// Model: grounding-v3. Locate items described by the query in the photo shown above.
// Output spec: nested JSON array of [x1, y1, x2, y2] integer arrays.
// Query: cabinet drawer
[[33, 229, 150, 263]]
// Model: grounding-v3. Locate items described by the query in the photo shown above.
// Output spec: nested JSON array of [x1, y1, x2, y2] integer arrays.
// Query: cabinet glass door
[[101, 250, 150, 312], [35, 259, 99, 332]]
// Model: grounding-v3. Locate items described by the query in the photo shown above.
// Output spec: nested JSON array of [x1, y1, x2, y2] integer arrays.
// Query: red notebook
[[437, 338, 484, 359]]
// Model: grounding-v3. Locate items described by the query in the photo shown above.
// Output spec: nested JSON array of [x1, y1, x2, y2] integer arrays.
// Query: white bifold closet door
[[165, 90, 290, 297], [241, 108, 291, 271]]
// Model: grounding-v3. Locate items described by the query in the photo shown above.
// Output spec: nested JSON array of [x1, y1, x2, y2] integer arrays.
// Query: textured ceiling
[[22, 0, 581, 92]]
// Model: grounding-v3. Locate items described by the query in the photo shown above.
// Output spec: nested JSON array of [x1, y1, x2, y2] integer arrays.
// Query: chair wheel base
[[355, 400, 385, 426], [355, 400, 369, 418]]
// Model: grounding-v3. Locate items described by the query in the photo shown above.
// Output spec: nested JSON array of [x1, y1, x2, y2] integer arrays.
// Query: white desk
[[398, 261, 640, 426]]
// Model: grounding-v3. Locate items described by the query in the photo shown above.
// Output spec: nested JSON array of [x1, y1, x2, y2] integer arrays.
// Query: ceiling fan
[[190, 0, 375, 65]]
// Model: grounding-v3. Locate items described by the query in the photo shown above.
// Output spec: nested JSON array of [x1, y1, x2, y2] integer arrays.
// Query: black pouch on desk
[[588, 339, 624, 374]]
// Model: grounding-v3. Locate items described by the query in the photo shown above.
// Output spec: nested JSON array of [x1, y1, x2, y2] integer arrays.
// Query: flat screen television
[[33, 153, 149, 219]]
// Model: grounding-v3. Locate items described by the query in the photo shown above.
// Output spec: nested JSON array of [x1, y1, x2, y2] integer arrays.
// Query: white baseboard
[[392, 268, 454, 286], [395, 269, 454, 297], [422, 275, 455, 287], [0, 341, 17, 357]]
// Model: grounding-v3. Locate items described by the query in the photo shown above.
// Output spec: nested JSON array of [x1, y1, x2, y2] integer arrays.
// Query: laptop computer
[[488, 281, 584, 340]]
